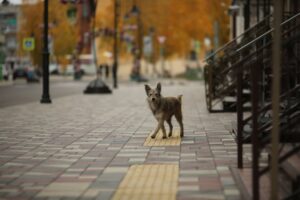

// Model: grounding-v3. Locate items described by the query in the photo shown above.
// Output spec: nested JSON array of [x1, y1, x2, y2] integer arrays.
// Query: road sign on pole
[[23, 38, 35, 51]]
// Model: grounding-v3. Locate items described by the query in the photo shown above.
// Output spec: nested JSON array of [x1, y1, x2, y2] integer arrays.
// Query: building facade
[[0, 2, 21, 71]]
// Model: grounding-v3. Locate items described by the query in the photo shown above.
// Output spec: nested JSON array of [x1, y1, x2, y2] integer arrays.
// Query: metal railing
[[234, 11, 300, 200], [204, 12, 300, 113], [236, 12, 300, 53], [204, 15, 272, 112], [204, 15, 272, 62]]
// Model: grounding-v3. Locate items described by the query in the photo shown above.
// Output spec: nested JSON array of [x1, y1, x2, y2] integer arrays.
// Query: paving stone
[[82, 188, 101, 198], [112, 164, 178, 200], [224, 188, 240, 196], [95, 191, 114, 200], [37, 182, 90, 198], [91, 180, 121, 188], [0, 82, 243, 199], [144, 129, 181, 146], [102, 166, 128, 173]]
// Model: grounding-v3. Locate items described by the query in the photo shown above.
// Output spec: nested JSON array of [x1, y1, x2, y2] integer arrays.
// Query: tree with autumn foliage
[[95, 0, 231, 61], [18, 1, 78, 69]]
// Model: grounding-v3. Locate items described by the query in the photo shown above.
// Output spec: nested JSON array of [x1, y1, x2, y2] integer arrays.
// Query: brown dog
[[145, 83, 184, 139]]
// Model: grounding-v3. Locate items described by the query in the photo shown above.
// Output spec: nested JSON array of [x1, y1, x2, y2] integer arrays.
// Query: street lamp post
[[228, 1, 239, 39], [112, 0, 119, 89], [83, 0, 112, 94], [40, 0, 51, 103], [131, 5, 141, 58]]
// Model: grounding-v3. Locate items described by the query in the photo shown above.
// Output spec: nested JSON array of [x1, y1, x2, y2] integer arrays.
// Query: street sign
[[23, 38, 35, 51]]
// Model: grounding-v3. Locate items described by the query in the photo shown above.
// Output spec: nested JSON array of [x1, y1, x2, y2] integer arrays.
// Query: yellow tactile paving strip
[[112, 164, 179, 200], [144, 129, 181, 146]]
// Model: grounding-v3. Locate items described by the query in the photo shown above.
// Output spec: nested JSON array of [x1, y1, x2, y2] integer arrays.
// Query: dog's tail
[[177, 95, 183, 104]]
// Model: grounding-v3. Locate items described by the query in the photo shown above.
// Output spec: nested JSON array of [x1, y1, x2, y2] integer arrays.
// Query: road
[[0, 78, 96, 108]]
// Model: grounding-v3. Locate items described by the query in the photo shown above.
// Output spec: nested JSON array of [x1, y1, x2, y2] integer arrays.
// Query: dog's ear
[[145, 84, 151, 95], [156, 82, 161, 94]]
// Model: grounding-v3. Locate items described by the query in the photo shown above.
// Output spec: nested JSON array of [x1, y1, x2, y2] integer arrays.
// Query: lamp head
[[131, 5, 140, 16]]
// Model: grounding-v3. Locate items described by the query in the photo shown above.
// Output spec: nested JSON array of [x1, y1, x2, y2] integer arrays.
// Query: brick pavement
[[0, 80, 241, 200]]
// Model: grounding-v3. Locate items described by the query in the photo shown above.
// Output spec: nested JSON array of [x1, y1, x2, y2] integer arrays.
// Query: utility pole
[[40, 0, 51, 104]]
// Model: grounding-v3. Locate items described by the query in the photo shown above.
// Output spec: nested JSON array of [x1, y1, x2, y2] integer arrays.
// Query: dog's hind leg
[[166, 117, 173, 137], [175, 112, 184, 138]]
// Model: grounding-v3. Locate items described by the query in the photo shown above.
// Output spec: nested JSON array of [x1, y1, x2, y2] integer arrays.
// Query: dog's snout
[[151, 98, 155, 101]]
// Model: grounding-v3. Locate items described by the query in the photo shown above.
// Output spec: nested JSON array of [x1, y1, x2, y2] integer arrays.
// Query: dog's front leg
[[151, 122, 161, 139], [151, 119, 167, 139]]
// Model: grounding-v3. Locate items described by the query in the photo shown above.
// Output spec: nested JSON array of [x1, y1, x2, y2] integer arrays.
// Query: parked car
[[49, 64, 60, 75], [12, 59, 32, 80], [13, 67, 27, 80]]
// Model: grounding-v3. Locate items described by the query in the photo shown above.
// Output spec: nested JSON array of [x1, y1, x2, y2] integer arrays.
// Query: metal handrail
[[206, 12, 300, 62], [228, 22, 300, 73], [204, 15, 272, 61], [205, 12, 300, 112], [242, 85, 300, 125], [236, 12, 300, 53], [208, 14, 300, 95]]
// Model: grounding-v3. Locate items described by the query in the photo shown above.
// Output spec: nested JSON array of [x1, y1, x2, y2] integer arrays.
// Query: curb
[[0, 81, 13, 87]]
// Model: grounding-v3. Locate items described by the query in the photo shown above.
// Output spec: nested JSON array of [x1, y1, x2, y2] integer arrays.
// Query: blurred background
[[0, 0, 231, 84], [1, 1, 300, 199]]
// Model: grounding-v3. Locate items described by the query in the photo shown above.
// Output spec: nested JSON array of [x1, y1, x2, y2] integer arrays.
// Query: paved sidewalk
[[0, 80, 240, 200]]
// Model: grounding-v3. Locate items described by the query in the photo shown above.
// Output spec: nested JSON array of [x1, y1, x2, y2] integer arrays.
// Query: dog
[[145, 82, 184, 139]]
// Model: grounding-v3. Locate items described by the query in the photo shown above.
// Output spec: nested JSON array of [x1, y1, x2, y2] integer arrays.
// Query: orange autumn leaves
[[18, 0, 231, 67], [96, 0, 231, 58], [18, 1, 77, 66]]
